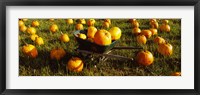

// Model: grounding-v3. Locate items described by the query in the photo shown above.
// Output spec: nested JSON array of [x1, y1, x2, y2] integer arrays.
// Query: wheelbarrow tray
[[73, 30, 118, 53]]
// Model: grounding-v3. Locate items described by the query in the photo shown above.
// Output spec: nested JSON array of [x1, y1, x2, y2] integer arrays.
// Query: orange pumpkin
[[31, 20, 40, 27], [50, 48, 66, 60], [136, 50, 154, 66], [87, 26, 97, 38], [87, 19, 95, 26], [27, 27, 36, 35], [104, 19, 111, 25], [76, 24, 84, 30], [162, 20, 169, 24], [50, 24, 59, 33], [160, 24, 170, 32], [108, 27, 122, 40], [19, 25, 27, 32], [60, 33, 70, 42], [94, 29, 112, 46], [154, 36, 166, 44], [66, 19, 73, 24], [171, 72, 181, 76], [141, 29, 152, 38], [150, 21, 159, 29], [35, 37, 44, 46], [157, 43, 173, 56], [132, 21, 139, 28], [132, 27, 141, 35], [103, 21, 110, 28], [67, 57, 84, 72], [19, 20, 24, 27], [22, 44, 38, 58], [30, 34, 39, 41], [136, 35, 147, 44], [149, 28, 158, 35], [79, 19, 86, 24]]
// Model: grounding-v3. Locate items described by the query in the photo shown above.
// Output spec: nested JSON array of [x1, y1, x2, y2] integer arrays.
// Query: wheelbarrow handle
[[112, 46, 143, 50], [76, 49, 134, 61]]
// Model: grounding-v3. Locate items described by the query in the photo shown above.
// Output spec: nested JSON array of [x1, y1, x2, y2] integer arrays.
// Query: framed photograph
[[0, 0, 199, 95]]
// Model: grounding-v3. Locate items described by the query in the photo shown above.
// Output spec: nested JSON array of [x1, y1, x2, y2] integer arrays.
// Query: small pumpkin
[[75, 24, 84, 30], [30, 34, 39, 41], [87, 26, 97, 38], [31, 20, 40, 27], [136, 35, 147, 44], [19, 20, 24, 27], [150, 21, 159, 29], [136, 50, 154, 66], [50, 24, 59, 33], [160, 24, 170, 32], [67, 57, 84, 72], [171, 72, 181, 76], [157, 43, 173, 56], [103, 21, 110, 28], [66, 19, 73, 24], [22, 44, 38, 58], [154, 36, 166, 44], [104, 19, 111, 25], [141, 29, 152, 38], [35, 37, 44, 46], [19, 25, 27, 32], [87, 19, 95, 26], [78, 33, 87, 40], [132, 27, 141, 35], [78, 19, 86, 24], [60, 33, 70, 42], [50, 48, 66, 60], [149, 28, 158, 35], [132, 21, 139, 28], [27, 27, 36, 35]]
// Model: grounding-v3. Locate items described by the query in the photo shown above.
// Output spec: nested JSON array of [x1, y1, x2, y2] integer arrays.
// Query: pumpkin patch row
[[19, 18, 180, 76]]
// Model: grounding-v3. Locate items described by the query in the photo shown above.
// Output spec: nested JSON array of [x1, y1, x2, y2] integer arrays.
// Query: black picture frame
[[0, 0, 200, 95]]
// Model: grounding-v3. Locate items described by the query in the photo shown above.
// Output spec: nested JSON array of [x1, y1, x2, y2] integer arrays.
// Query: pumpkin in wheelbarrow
[[94, 29, 112, 46]]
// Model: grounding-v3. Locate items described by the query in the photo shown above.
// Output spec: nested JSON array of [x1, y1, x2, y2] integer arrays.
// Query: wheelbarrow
[[73, 30, 143, 62]]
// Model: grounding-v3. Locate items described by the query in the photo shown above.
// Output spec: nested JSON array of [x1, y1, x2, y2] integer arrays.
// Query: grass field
[[19, 19, 181, 76]]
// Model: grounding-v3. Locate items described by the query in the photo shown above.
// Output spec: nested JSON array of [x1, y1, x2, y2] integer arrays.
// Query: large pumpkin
[[141, 29, 152, 38], [50, 48, 66, 60], [67, 57, 84, 72], [108, 27, 122, 40], [94, 29, 112, 46], [157, 43, 173, 56], [136, 35, 147, 44], [87, 26, 97, 38], [22, 44, 38, 58], [136, 50, 154, 66]]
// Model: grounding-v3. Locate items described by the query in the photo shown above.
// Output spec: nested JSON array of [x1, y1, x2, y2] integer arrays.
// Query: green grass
[[19, 19, 181, 76]]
